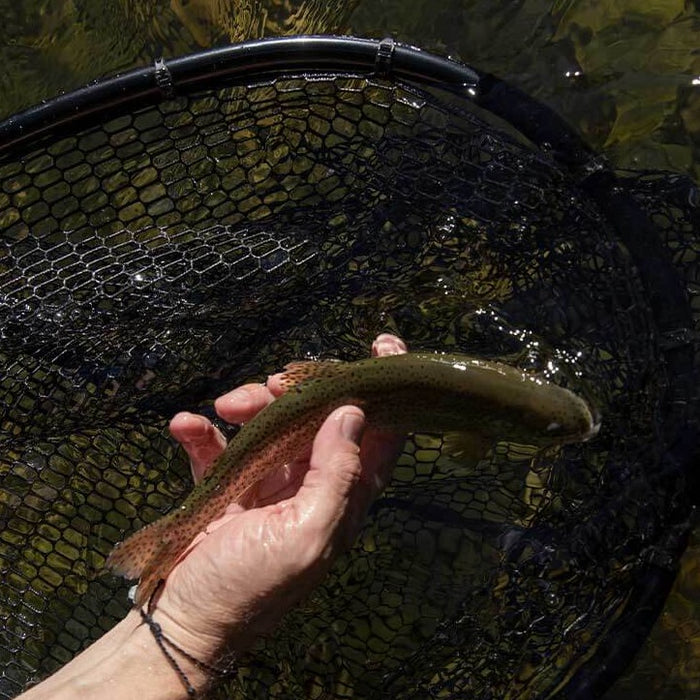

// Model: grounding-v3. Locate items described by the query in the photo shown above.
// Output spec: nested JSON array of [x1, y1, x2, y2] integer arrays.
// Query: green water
[[0, 1, 697, 698]]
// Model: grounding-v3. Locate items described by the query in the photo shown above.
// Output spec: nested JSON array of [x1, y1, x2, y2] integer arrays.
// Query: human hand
[[154, 333, 408, 671]]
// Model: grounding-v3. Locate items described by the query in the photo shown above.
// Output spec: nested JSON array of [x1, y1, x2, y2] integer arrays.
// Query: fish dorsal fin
[[279, 359, 345, 390]]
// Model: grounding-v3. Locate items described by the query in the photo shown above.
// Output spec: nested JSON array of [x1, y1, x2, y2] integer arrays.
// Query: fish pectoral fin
[[442, 430, 494, 462], [279, 359, 345, 389]]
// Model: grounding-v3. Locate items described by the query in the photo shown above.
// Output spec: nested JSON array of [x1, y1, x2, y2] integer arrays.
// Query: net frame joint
[[154, 57, 175, 99], [374, 37, 396, 78]]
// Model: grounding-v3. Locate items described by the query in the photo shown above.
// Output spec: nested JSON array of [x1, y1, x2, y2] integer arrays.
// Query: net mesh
[[0, 64, 697, 699]]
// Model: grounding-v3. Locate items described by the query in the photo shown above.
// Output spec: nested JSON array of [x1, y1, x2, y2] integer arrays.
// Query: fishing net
[[0, 36, 697, 699]]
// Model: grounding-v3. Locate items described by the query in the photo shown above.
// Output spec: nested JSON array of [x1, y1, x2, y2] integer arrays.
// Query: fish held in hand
[[104, 352, 600, 607]]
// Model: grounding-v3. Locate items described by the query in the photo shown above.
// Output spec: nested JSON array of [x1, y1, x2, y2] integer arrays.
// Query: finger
[[265, 334, 408, 396], [170, 412, 227, 484], [214, 383, 276, 424], [265, 370, 291, 397], [293, 406, 367, 550], [361, 333, 408, 495], [372, 333, 408, 356]]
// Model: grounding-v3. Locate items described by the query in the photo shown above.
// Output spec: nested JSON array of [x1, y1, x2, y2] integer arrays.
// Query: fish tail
[[105, 517, 181, 607]]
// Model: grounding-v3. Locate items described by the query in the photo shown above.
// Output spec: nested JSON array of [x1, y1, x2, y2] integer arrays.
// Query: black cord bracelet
[[139, 607, 238, 698]]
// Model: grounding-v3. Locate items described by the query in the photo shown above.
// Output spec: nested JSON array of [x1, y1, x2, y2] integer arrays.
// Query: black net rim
[[0, 34, 595, 170], [0, 36, 475, 153], [0, 34, 696, 698]]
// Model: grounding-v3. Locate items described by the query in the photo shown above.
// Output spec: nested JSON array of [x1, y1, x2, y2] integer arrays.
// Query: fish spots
[[105, 351, 598, 600]]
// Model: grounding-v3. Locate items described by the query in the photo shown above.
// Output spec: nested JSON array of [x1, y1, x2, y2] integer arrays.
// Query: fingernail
[[338, 408, 365, 442], [219, 386, 254, 409], [174, 412, 210, 435], [373, 334, 407, 356]]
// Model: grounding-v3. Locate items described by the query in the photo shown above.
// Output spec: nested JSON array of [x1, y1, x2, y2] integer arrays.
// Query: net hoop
[[0, 34, 696, 699]]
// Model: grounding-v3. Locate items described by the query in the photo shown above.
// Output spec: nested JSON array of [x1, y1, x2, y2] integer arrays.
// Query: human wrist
[[135, 606, 219, 698], [153, 572, 266, 659], [17, 609, 213, 700]]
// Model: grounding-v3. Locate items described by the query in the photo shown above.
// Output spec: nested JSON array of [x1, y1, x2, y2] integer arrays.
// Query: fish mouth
[[582, 401, 603, 441], [585, 418, 602, 441]]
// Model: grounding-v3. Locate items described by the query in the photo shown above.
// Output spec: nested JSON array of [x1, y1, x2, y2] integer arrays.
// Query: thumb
[[294, 406, 367, 543]]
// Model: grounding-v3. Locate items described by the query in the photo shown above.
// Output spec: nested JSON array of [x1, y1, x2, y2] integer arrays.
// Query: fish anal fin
[[105, 516, 186, 608], [132, 536, 183, 608], [279, 359, 345, 390], [104, 518, 169, 580], [443, 430, 493, 462]]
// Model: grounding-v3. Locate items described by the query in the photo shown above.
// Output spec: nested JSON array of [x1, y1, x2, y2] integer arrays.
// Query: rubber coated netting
[[1, 65, 698, 699]]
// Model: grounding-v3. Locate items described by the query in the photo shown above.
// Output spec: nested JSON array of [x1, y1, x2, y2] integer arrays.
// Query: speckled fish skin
[[105, 352, 600, 607]]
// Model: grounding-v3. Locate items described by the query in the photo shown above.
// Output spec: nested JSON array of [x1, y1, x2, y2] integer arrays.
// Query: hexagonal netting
[[0, 36, 698, 699]]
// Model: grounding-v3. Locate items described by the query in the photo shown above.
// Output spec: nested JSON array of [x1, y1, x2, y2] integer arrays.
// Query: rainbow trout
[[105, 352, 600, 606]]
